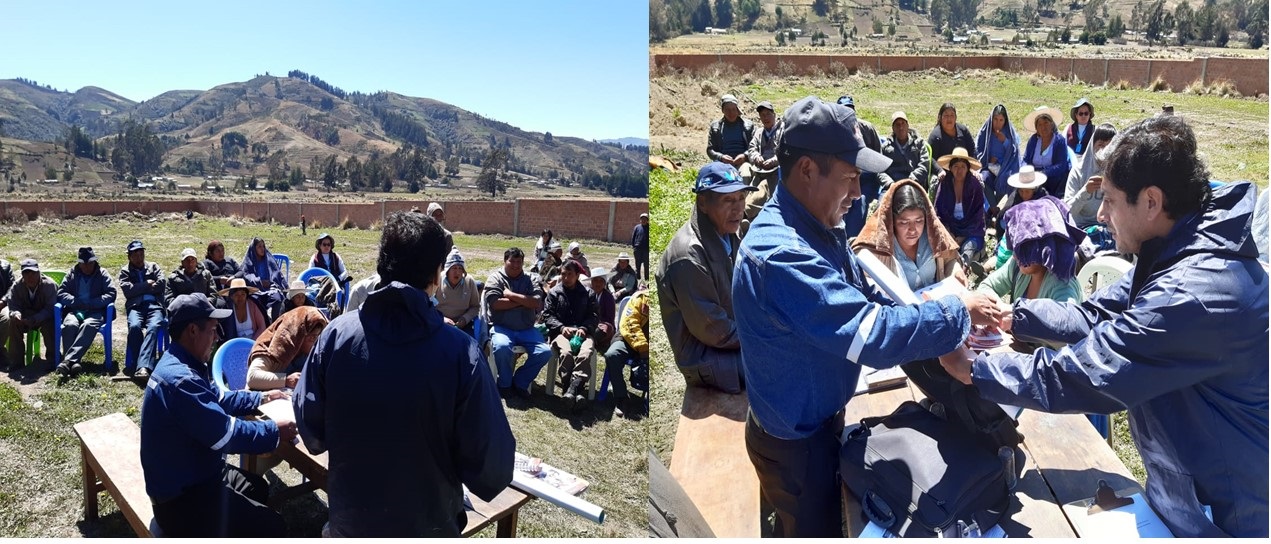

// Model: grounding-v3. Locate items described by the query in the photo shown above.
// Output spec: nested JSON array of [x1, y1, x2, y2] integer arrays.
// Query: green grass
[[0, 214, 645, 537]]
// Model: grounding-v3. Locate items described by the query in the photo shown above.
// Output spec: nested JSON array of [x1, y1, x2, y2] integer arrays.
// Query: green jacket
[[975, 258, 1081, 305]]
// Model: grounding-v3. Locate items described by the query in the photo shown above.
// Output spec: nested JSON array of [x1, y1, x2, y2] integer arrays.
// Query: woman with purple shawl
[[975, 196, 1084, 311]]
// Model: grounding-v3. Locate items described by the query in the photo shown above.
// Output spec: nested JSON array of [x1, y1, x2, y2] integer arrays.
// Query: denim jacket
[[733, 184, 972, 440]]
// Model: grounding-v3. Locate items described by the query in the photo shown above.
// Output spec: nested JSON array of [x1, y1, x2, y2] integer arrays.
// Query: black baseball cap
[[778, 96, 892, 174], [167, 293, 232, 331]]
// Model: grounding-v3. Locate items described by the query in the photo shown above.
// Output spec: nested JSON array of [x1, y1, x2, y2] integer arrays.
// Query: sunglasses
[[1077, 110, 1091, 117]]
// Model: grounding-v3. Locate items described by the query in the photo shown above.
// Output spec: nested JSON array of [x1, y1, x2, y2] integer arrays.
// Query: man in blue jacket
[[734, 96, 1004, 538], [942, 115, 1269, 537], [141, 293, 295, 536], [57, 247, 117, 376], [295, 212, 515, 537]]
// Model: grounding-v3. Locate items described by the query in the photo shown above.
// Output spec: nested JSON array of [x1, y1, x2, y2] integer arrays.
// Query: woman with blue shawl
[[975, 104, 1021, 209], [242, 237, 287, 322]]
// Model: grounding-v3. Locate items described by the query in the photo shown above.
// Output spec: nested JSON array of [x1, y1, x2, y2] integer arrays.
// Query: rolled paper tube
[[510, 472, 606, 524]]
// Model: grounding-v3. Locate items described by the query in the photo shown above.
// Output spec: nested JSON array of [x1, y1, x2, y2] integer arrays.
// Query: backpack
[[839, 358, 1026, 537]]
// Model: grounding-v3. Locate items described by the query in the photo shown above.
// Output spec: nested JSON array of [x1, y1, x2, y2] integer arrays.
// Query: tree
[[544, 131, 553, 144], [1084, 0, 1107, 34], [346, 155, 363, 190], [476, 147, 509, 197], [650, 0, 671, 42], [776, 30, 787, 45], [692, 0, 713, 31], [736, 0, 762, 29], [714, 0, 734, 29], [1144, 0, 1174, 44], [813, 0, 832, 16], [874, 17, 885, 33], [220, 131, 248, 162], [889, 21, 897, 35], [1107, 14, 1126, 38], [1174, 1, 1195, 45]]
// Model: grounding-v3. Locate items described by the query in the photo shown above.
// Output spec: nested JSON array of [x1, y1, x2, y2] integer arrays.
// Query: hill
[[0, 72, 646, 198]]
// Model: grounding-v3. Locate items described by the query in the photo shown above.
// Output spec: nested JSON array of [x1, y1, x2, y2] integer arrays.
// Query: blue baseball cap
[[836, 95, 855, 109], [127, 240, 144, 253], [692, 162, 758, 194], [778, 96, 892, 174]]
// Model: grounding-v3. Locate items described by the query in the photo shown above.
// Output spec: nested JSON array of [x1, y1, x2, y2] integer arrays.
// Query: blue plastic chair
[[597, 296, 633, 402], [297, 267, 348, 309], [52, 302, 115, 371], [273, 254, 291, 282], [211, 337, 255, 393]]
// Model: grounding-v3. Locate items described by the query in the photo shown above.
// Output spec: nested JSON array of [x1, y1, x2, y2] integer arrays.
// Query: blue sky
[[3, 0, 649, 141]]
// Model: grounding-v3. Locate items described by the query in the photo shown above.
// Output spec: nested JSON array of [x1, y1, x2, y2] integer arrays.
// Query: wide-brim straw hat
[[1007, 164, 1048, 190], [935, 147, 982, 171], [286, 280, 309, 298], [218, 277, 259, 297], [1023, 106, 1063, 134]]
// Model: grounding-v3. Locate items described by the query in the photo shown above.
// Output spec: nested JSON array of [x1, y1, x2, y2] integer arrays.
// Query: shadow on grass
[[502, 385, 647, 430], [74, 510, 135, 537]]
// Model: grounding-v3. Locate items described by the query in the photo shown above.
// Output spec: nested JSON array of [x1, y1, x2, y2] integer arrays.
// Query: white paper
[[913, 276, 968, 301], [856, 251, 920, 305], [510, 472, 605, 524], [1077, 493, 1174, 538]]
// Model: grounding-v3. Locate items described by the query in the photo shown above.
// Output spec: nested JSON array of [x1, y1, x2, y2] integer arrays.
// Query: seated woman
[[933, 147, 988, 267], [436, 248, 480, 337], [976, 197, 1085, 314], [1021, 106, 1072, 197], [992, 165, 1051, 267], [532, 229, 554, 273], [246, 305, 328, 390], [282, 280, 317, 314], [203, 240, 240, 294], [608, 253, 640, 301], [219, 278, 268, 341], [310, 233, 352, 283], [852, 179, 967, 292], [242, 237, 287, 322], [975, 104, 1021, 209]]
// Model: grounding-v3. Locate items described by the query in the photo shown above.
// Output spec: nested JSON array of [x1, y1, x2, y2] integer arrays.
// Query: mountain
[[599, 137, 649, 148], [0, 72, 645, 196]]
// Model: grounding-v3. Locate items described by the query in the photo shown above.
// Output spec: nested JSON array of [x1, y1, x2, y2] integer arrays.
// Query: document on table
[[257, 398, 300, 445], [1069, 493, 1173, 538]]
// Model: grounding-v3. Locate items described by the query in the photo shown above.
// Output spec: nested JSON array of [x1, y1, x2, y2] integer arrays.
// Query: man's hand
[[763, 157, 778, 169], [1085, 175, 1102, 195], [444, 316, 455, 326], [284, 373, 301, 389], [9, 310, 21, 323], [264, 389, 291, 402], [959, 291, 1003, 328], [938, 345, 975, 385], [275, 419, 298, 443]]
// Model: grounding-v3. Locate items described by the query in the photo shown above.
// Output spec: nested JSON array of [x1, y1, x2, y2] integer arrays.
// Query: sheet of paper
[[856, 251, 920, 305], [1075, 493, 1173, 538]]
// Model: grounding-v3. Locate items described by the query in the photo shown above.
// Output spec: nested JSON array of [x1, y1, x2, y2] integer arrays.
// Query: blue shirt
[[893, 234, 936, 291], [140, 343, 276, 502], [733, 184, 973, 439]]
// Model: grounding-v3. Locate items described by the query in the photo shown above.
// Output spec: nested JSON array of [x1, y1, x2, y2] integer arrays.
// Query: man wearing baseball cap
[[57, 247, 117, 376], [741, 101, 783, 237], [120, 240, 167, 382], [656, 162, 756, 394], [167, 247, 220, 309], [141, 293, 294, 536], [707, 93, 757, 172], [4, 259, 57, 372], [733, 97, 1005, 537], [880, 110, 933, 189]]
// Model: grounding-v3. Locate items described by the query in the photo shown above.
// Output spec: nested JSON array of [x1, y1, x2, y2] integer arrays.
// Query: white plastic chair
[[1076, 255, 1133, 299]]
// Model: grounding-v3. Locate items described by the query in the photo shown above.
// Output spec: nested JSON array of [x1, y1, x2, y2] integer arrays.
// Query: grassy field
[[0, 213, 646, 537]]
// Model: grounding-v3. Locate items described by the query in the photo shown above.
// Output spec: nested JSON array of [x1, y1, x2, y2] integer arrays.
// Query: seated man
[[436, 248, 480, 337], [604, 288, 649, 408], [246, 305, 328, 391], [742, 101, 783, 236], [655, 162, 755, 393], [57, 247, 117, 376], [544, 260, 599, 405], [294, 211, 514, 537], [4, 259, 56, 372], [120, 240, 167, 381], [707, 94, 757, 175], [484, 248, 553, 398], [141, 293, 294, 537], [167, 247, 220, 308]]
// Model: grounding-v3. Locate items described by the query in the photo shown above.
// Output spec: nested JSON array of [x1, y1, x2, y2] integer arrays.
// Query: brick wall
[[653, 53, 1268, 96], [0, 198, 645, 242]]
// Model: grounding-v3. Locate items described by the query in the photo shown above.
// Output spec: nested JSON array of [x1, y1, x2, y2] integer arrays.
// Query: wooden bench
[[73, 412, 158, 538], [668, 386, 758, 537]]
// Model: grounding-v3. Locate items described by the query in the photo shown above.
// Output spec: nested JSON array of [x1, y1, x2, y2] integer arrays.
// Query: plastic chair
[[597, 296, 632, 402], [297, 267, 348, 309], [20, 271, 66, 365], [273, 254, 291, 283], [210, 337, 255, 394], [545, 340, 599, 400], [52, 300, 115, 371]]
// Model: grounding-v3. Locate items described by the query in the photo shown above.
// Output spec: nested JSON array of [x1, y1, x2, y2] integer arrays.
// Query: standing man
[[120, 240, 167, 381], [631, 213, 650, 281], [58, 247, 117, 376], [543, 260, 599, 405], [142, 293, 294, 537], [941, 115, 1269, 538], [733, 97, 1003, 537], [295, 212, 514, 537], [300, 213, 306, 235], [707, 94, 757, 172], [656, 162, 757, 394], [4, 259, 56, 371], [484, 248, 553, 398], [742, 101, 783, 237]]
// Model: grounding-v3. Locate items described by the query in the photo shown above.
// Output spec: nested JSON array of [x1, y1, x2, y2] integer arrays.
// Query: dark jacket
[[543, 281, 598, 339], [58, 263, 117, 315], [203, 257, 240, 288], [1022, 132, 1073, 197], [707, 117, 757, 162], [975, 182, 1269, 537], [655, 206, 741, 367], [119, 262, 166, 311], [294, 282, 514, 537], [141, 342, 275, 503], [242, 238, 286, 292], [927, 122, 977, 175], [881, 128, 931, 189], [933, 175, 987, 240], [631, 223, 649, 252], [609, 264, 640, 300], [166, 267, 220, 308], [0, 259, 15, 302], [7, 274, 57, 325]]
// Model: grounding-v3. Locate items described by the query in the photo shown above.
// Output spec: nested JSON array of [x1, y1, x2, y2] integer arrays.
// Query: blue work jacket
[[734, 183, 972, 440], [974, 182, 1269, 537]]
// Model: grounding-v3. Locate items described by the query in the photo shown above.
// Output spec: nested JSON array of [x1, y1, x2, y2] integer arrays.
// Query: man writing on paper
[[733, 96, 1005, 538], [940, 115, 1269, 538], [294, 212, 515, 537]]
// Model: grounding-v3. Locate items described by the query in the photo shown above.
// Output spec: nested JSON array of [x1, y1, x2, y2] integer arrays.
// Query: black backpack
[[839, 358, 1026, 537]]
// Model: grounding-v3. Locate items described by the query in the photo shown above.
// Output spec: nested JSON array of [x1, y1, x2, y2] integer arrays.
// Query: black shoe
[[71, 363, 84, 375], [133, 367, 150, 381], [513, 386, 532, 400], [56, 363, 72, 376], [566, 377, 586, 401]]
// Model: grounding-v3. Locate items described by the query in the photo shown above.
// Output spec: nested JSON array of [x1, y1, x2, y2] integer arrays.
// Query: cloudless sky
[[4, 0, 649, 141]]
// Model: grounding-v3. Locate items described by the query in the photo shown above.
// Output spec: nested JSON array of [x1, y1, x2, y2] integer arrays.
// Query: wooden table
[[245, 418, 534, 537], [670, 351, 1140, 537]]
